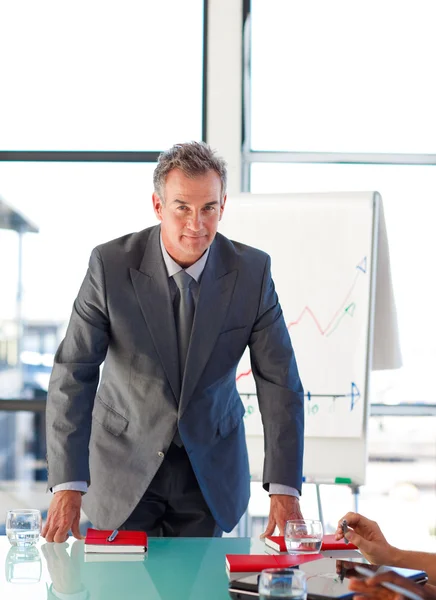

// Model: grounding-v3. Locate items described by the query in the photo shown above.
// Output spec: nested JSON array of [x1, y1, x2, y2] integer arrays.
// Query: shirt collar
[[160, 234, 210, 282]]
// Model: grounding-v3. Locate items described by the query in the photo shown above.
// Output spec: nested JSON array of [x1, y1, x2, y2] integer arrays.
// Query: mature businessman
[[43, 142, 304, 541]]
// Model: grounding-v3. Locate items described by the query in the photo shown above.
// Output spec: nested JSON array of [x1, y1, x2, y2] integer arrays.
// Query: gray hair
[[153, 141, 227, 202]]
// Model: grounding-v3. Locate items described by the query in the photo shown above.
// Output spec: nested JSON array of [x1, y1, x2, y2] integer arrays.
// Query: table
[[0, 535, 362, 600]]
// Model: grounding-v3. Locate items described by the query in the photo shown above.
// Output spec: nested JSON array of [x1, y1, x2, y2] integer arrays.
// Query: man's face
[[152, 168, 226, 267]]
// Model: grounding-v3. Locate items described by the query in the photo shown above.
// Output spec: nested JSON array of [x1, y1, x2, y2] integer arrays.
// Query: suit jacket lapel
[[130, 226, 181, 402], [180, 236, 238, 416]]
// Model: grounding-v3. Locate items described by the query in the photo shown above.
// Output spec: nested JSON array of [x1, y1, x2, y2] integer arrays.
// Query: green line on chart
[[325, 302, 356, 338]]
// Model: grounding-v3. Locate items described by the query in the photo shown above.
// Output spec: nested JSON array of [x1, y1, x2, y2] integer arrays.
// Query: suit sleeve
[[46, 248, 110, 489], [248, 255, 304, 494]]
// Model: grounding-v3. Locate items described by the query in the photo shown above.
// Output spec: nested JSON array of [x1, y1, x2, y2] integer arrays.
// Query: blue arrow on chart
[[356, 256, 367, 273], [350, 382, 361, 410]]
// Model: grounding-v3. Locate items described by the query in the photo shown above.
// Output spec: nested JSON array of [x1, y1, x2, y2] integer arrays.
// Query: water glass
[[259, 568, 307, 600], [285, 519, 323, 554], [6, 509, 42, 547]]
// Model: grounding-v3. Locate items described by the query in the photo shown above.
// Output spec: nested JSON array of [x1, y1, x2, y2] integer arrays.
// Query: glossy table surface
[[0, 535, 363, 600], [0, 535, 265, 600]]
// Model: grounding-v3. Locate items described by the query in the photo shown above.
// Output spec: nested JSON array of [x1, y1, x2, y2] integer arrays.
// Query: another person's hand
[[335, 512, 398, 565], [349, 570, 435, 600], [42, 490, 84, 543], [261, 495, 304, 538]]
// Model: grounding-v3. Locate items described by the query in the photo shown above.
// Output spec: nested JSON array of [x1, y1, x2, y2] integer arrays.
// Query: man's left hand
[[261, 495, 304, 538]]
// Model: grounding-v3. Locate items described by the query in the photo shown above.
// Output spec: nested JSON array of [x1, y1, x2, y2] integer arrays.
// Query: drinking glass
[[6, 509, 42, 547], [285, 519, 323, 554], [259, 568, 307, 600]]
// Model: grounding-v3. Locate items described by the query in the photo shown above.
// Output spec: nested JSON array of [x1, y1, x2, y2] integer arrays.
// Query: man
[[43, 142, 304, 541]]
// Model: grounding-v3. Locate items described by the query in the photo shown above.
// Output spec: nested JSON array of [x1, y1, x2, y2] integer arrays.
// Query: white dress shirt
[[53, 239, 299, 499]]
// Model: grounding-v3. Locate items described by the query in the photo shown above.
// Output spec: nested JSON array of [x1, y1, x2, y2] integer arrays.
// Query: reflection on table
[[1, 535, 363, 600], [1, 536, 254, 600]]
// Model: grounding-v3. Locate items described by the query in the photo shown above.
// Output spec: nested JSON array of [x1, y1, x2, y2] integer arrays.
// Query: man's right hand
[[335, 512, 399, 566], [42, 490, 84, 543]]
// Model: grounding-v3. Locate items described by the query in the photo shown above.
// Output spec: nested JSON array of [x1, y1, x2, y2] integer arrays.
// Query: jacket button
[[157, 451, 164, 458]]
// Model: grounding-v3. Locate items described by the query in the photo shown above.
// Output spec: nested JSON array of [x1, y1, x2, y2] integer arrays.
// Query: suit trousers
[[119, 443, 222, 537]]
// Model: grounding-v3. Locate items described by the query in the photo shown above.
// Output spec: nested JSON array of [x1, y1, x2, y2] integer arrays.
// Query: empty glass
[[6, 509, 42, 547], [285, 519, 323, 554], [259, 568, 307, 600]]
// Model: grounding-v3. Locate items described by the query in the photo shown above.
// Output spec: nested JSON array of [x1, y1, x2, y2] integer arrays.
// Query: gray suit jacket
[[46, 225, 304, 532]]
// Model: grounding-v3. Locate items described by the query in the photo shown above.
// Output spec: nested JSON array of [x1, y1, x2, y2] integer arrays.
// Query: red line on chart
[[291, 270, 360, 337], [236, 257, 367, 382]]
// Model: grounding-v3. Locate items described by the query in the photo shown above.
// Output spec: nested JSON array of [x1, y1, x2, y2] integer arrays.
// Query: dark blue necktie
[[172, 270, 195, 379], [171, 270, 195, 448]]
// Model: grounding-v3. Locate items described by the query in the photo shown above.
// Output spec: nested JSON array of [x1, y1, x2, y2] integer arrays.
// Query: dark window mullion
[[0, 151, 161, 163]]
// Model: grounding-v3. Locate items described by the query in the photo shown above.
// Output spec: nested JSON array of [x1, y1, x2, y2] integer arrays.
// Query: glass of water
[[285, 519, 323, 554], [6, 509, 42, 547], [259, 568, 307, 600]]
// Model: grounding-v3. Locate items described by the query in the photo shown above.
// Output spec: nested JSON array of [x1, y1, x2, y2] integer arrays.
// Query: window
[[0, 1, 204, 151], [0, 162, 157, 399], [250, 0, 436, 153], [0, 0, 206, 505]]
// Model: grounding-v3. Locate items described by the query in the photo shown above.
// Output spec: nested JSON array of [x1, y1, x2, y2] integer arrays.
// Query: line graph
[[307, 383, 361, 412], [242, 382, 361, 419], [236, 257, 367, 383]]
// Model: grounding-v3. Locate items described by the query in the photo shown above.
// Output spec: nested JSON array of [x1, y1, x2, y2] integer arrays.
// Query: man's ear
[[219, 194, 227, 220], [152, 192, 164, 221]]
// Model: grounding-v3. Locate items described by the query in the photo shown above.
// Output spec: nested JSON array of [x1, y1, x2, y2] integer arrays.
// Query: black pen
[[107, 529, 119, 542], [341, 519, 349, 544]]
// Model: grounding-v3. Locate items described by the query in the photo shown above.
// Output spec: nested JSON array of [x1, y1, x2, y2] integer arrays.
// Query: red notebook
[[84, 529, 147, 554], [226, 552, 322, 573], [265, 534, 357, 553]]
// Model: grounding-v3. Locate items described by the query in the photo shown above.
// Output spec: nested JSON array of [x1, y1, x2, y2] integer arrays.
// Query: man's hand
[[261, 495, 304, 538], [335, 512, 397, 565], [42, 490, 84, 543], [349, 571, 436, 600]]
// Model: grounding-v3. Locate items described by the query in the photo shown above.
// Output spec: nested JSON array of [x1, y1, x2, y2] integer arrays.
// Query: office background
[[0, 0, 435, 548]]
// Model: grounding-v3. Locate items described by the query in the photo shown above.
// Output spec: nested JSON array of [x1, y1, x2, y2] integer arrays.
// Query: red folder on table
[[84, 528, 147, 553], [265, 534, 357, 553], [226, 552, 322, 573], [322, 534, 357, 550]]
